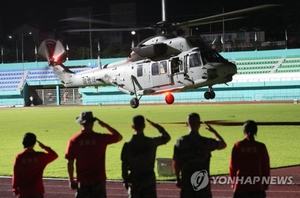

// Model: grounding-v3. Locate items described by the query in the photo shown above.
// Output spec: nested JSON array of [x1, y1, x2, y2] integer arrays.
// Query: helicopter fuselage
[[51, 46, 237, 107]]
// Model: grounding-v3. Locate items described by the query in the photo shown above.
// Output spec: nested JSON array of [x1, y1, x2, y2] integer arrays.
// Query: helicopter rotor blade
[[207, 121, 300, 126], [63, 27, 154, 33], [60, 4, 282, 36], [60, 17, 134, 27], [161, 121, 300, 126], [160, 120, 227, 125], [175, 4, 282, 28], [185, 17, 245, 26]]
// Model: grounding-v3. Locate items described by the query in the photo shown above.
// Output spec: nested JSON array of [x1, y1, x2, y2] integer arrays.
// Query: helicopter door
[[135, 63, 152, 89], [187, 53, 202, 80], [171, 57, 180, 74], [151, 60, 171, 87]]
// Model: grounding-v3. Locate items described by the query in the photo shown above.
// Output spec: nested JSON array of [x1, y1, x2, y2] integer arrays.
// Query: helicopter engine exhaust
[[132, 43, 168, 59]]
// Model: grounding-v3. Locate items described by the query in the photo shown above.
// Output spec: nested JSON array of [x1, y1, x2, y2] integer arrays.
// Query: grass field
[[1, 103, 300, 180]]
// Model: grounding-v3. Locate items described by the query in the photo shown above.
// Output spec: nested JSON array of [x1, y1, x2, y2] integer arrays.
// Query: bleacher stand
[[0, 50, 300, 107]]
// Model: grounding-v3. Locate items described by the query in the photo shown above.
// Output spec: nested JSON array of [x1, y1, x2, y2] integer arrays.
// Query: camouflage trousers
[[127, 171, 157, 198], [233, 190, 266, 198], [180, 161, 212, 198], [180, 188, 212, 198], [76, 180, 107, 198], [179, 175, 212, 198]]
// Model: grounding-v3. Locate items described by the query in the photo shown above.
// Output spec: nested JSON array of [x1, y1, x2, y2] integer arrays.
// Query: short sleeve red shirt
[[229, 138, 270, 191], [65, 130, 120, 183], [12, 148, 58, 196]]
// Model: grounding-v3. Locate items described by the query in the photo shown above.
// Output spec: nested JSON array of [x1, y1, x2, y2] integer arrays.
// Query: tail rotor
[[38, 39, 67, 66]]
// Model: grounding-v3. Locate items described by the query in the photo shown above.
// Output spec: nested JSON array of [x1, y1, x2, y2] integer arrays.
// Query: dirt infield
[[1, 165, 299, 198]]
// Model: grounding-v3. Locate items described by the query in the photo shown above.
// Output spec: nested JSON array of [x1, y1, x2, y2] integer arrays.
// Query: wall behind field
[[1, 49, 300, 106]]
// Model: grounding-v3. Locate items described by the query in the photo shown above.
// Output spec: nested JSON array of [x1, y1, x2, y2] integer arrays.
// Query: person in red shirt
[[229, 120, 270, 198], [65, 111, 123, 198], [12, 132, 58, 198]]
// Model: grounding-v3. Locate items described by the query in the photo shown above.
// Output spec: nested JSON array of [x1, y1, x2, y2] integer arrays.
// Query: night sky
[[1, 0, 300, 39]]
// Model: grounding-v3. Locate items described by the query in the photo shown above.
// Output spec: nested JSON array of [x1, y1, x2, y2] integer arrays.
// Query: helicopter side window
[[137, 65, 143, 77], [151, 63, 159, 75], [189, 53, 201, 68], [159, 61, 167, 74]]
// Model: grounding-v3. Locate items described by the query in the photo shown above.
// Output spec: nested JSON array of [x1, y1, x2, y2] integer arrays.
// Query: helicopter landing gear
[[130, 97, 140, 108], [204, 91, 216, 99], [204, 85, 216, 100], [165, 93, 175, 104]]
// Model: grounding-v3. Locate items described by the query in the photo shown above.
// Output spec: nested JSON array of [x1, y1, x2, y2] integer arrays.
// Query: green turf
[[1, 104, 300, 180]]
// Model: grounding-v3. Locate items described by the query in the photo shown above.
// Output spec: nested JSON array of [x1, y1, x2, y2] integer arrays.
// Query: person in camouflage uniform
[[121, 115, 171, 198], [173, 113, 227, 198]]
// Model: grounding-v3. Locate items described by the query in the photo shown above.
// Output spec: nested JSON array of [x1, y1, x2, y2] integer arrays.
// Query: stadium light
[[8, 35, 19, 62]]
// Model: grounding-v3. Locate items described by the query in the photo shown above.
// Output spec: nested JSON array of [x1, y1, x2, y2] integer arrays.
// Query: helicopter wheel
[[204, 91, 211, 100], [210, 91, 216, 99], [204, 91, 216, 100], [130, 97, 139, 108], [165, 93, 175, 104]]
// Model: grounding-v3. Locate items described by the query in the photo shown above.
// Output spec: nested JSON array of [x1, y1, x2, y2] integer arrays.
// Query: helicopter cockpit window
[[201, 50, 226, 63], [137, 65, 143, 77], [189, 53, 201, 68]]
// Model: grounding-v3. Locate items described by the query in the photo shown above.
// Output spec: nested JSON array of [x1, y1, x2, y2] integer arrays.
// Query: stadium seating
[[234, 57, 300, 74], [0, 51, 300, 106], [0, 70, 25, 91]]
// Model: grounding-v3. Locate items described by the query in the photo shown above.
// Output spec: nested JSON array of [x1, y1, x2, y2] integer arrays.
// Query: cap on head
[[132, 115, 145, 130], [22, 132, 36, 148], [76, 111, 96, 124], [243, 120, 258, 136]]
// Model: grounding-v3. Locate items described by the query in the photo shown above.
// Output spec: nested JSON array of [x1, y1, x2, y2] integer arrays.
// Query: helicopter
[[38, 4, 280, 108]]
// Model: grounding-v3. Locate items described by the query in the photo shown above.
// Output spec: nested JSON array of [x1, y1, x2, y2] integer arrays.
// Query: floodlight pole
[[89, 13, 92, 59], [285, 29, 288, 49], [22, 33, 25, 86], [21, 33, 24, 63], [16, 37, 18, 63], [222, 7, 225, 52]]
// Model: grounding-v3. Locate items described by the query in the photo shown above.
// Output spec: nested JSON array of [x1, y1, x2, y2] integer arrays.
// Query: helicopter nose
[[207, 68, 218, 80], [222, 62, 237, 81], [206, 62, 237, 81]]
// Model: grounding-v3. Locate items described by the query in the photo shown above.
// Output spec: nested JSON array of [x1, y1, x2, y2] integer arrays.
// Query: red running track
[[1, 166, 299, 198]]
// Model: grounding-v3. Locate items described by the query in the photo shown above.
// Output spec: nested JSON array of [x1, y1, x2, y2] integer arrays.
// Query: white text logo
[[190, 170, 210, 191], [210, 176, 294, 185]]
